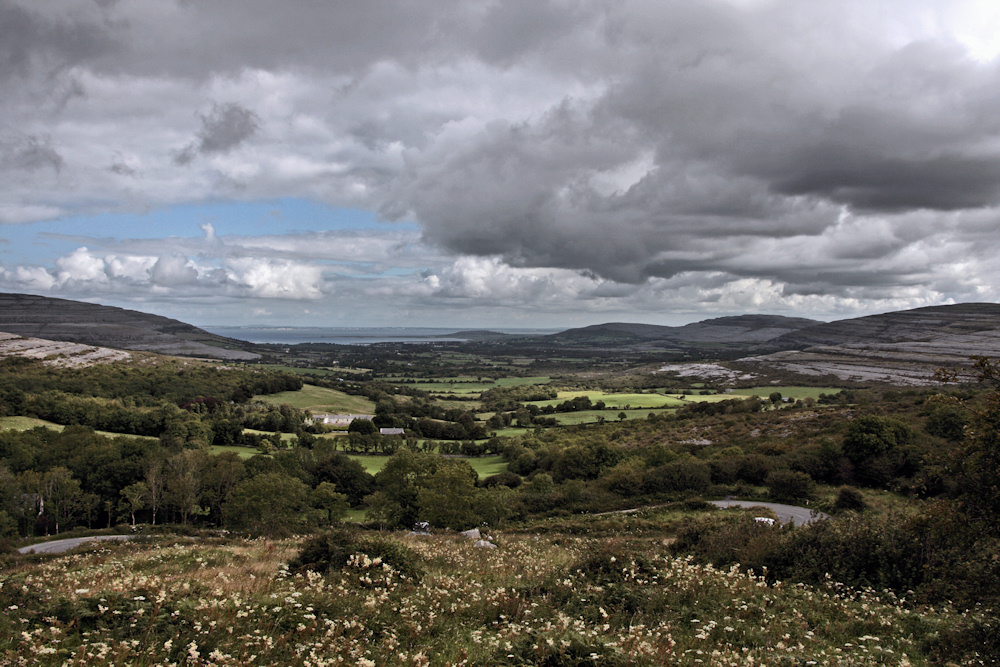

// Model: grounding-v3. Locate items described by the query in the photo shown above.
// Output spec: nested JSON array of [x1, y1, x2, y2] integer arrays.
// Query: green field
[[209, 445, 263, 459], [257, 383, 376, 414], [526, 390, 726, 410], [550, 408, 672, 425], [346, 453, 507, 478], [243, 429, 297, 441], [393, 375, 551, 395], [0, 416, 64, 431], [0, 416, 158, 441]]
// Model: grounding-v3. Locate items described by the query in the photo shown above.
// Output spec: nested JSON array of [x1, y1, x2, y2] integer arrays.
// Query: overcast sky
[[2, 0, 1000, 329]]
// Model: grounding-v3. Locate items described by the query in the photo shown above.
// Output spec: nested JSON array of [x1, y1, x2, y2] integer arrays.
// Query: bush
[[671, 514, 790, 574], [766, 469, 814, 502], [481, 470, 523, 489], [641, 459, 711, 495], [290, 527, 423, 581], [833, 486, 866, 512]]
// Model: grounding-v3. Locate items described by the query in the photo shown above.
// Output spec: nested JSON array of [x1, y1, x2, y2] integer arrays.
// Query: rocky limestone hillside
[[0, 331, 131, 367], [0, 293, 259, 361], [741, 303, 1000, 385]]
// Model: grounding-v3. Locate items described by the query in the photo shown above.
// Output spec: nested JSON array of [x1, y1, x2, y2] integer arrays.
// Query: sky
[[2, 0, 1000, 329]]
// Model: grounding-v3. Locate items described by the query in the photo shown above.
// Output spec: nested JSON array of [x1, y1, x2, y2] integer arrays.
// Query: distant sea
[[203, 326, 558, 346]]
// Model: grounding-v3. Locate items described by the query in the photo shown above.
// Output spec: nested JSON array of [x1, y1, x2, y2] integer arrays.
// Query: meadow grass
[[526, 391, 690, 409], [393, 375, 552, 395], [0, 416, 64, 431], [208, 445, 265, 459], [547, 408, 673, 425], [0, 530, 980, 665], [0, 417, 158, 441], [257, 384, 376, 414], [345, 454, 507, 478], [243, 429, 298, 441]]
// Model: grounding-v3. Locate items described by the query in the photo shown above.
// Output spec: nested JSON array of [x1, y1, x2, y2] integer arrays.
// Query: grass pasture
[[550, 408, 671, 425], [242, 429, 297, 442], [0, 416, 64, 432], [0, 416, 158, 441], [257, 383, 376, 414], [392, 375, 552, 395], [345, 453, 507, 478], [208, 445, 263, 459], [527, 390, 735, 410]]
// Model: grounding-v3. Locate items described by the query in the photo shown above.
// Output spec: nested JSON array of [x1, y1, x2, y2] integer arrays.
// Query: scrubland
[[3, 530, 990, 666]]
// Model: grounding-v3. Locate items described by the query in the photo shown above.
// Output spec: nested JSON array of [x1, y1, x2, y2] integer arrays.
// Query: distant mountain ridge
[[554, 315, 820, 344], [0, 293, 259, 360], [3, 293, 999, 382]]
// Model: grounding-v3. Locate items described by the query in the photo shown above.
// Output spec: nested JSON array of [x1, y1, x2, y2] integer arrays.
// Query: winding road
[[17, 534, 133, 555], [709, 500, 829, 526]]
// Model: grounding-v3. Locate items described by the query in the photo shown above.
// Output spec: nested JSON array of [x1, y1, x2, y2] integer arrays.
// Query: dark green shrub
[[766, 469, 814, 502], [481, 470, 523, 488], [923, 403, 967, 442], [641, 459, 711, 495], [833, 486, 866, 512], [290, 528, 423, 581], [671, 514, 790, 574]]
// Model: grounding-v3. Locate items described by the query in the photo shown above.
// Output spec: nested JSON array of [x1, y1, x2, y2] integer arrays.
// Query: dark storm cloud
[[175, 103, 260, 165], [197, 104, 260, 154], [772, 153, 1000, 211], [2, 135, 64, 173], [374, 1, 1000, 292], [4, 0, 1000, 316], [0, 0, 116, 79]]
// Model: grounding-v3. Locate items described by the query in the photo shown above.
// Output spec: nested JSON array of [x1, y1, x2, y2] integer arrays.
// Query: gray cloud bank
[[2, 0, 999, 322]]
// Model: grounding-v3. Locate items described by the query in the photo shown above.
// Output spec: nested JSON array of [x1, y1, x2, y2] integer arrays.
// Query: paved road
[[709, 500, 829, 526], [17, 534, 133, 555]]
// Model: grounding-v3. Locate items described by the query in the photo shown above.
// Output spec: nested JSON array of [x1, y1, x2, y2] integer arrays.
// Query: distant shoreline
[[202, 326, 558, 345]]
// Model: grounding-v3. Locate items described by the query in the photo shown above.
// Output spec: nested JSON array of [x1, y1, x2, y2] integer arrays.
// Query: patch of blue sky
[[1, 198, 416, 265]]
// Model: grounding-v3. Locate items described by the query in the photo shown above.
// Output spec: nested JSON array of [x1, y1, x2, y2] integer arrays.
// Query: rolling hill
[[0, 292, 259, 360], [551, 315, 820, 347]]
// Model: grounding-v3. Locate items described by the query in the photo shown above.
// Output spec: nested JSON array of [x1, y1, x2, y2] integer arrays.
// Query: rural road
[[709, 500, 829, 526], [17, 534, 133, 555]]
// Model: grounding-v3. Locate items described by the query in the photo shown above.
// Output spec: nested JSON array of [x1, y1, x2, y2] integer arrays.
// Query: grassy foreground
[[1, 532, 986, 666]]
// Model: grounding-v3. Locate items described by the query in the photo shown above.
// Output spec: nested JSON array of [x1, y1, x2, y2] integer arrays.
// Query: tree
[[311, 453, 375, 507], [310, 482, 349, 525], [416, 462, 479, 530], [348, 418, 377, 435], [165, 450, 207, 525], [841, 415, 911, 466], [956, 356, 1000, 534], [223, 472, 309, 536], [201, 452, 246, 523], [365, 449, 439, 529], [39, 467, 83, 535], [144, 459, 165, 525], [924, 403, 967, 442], [120, 481, 149, 528]]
